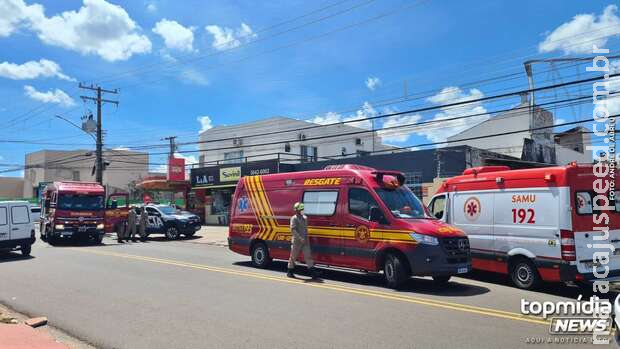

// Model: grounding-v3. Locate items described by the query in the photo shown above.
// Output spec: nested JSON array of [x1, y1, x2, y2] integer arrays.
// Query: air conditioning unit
[[355, 138, 363, 145], [298, 133, 306, 141], [233, 138, 243, 146]]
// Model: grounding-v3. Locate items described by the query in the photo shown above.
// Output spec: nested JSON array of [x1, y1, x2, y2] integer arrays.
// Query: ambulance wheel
[[510, 258, 540, 290], [251, 242, 271, 269], [433, 275, 451, 286], [384, 253, 409, 289], [165, 226, 180, 240]]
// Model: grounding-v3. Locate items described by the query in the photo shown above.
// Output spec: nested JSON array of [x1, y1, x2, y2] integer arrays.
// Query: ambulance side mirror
[[370, 207, 388, 224]]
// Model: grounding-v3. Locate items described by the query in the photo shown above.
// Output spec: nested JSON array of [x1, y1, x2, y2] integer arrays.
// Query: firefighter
[[139, 207, 148, 242], [127, 207, 138, 242], [287, 202, 320, 279]]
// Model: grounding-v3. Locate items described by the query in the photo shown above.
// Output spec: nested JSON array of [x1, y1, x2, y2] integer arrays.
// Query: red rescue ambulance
[[228, 165, 471, 288], [429, 163, 620, 290]]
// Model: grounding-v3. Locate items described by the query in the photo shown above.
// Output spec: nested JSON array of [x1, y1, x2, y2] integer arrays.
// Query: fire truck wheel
[[165, 226, 180, 240], [384, 253, 409, 289], [432, 275, 451, 286], [510, 258, 541, 290], [21, 244, 31, 257], [251, 242, 271, 269]]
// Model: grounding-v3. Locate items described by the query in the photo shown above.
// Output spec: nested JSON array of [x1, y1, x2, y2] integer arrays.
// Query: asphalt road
[[0, 235, 613, 349]]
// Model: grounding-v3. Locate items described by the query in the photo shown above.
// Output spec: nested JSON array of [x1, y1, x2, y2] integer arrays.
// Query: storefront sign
[[220, 167, 241, 182], [168, 157, 185, 181], [191, 160, 292, 188]]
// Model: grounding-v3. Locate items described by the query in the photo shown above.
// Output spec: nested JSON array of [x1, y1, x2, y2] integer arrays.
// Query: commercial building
[[447, 93, 592, 164], [198, 116, 393, 166], [23, 149, 149, 198], [0, 177, 24, 199]]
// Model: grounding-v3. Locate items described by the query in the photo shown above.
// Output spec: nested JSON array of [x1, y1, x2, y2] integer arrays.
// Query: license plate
[[457, 267, 469, 274]]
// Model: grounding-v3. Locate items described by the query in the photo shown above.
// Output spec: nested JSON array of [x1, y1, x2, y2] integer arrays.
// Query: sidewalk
[[184, 225, 229, 246], [0, 304, 93, 349]]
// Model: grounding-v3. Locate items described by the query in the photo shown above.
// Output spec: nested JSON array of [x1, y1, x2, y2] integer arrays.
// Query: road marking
[[71, 248, 549, 326]]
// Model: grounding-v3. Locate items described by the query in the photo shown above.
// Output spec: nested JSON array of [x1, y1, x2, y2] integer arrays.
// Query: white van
[[0, 201, 36, 256], [429, 165, 619, 290]]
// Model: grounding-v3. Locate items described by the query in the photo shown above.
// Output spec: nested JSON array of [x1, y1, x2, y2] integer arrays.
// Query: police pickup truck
[[143, 204, 201, 240]]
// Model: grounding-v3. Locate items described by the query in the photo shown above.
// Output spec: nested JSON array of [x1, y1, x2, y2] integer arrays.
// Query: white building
[[198, 116, 392, 166], [447, 94, 592, 165], [23, 149, 149, 198]]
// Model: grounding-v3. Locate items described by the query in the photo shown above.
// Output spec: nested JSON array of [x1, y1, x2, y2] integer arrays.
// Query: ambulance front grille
[[441, 237, 470, 264]]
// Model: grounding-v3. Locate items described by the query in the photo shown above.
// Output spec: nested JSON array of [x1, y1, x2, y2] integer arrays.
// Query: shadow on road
[[0, 252, 34, 263], [233, 260, 490, 297]]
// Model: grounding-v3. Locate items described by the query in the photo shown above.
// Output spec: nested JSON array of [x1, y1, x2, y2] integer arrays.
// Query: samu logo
[[238, 196, 250, 213]]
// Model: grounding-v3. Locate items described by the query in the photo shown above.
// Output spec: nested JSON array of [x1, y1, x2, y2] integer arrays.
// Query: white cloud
[[0, 0, 42, 37], [417, 86, 489, 144], [24, 85, 75, 106], [205, 22, 256, 50], [539, 5, 620, 54], [0, 59, 74, 81], [8, 0, 152, 61], [153, 19, 195, 52], [146, 2, 157, 13], [179, 68, 208, 86], [309, 102, 375, 130], [365, 77, 381, 91], [198, 115, 213, 133], [554, 117, 567, 126], [379, 113, 423, 143]]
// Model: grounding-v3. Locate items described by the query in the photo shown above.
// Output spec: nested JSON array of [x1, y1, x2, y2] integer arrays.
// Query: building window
[[403, 171, 423, 198], [284, 143, 291, 153], [72, 170, 80, 181], [223, 151, 244, 164], [300, 145, 318, 162]]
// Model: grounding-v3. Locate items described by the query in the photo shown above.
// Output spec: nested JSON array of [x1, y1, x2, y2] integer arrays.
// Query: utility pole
[[79, 84, 118, 185], [162, 136, 177, 159]]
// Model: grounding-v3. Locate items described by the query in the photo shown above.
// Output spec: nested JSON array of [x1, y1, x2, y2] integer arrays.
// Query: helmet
[[293, 202, 305, 211]]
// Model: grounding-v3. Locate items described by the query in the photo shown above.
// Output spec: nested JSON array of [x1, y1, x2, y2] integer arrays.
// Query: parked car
[[0, 201, 36, 256], [143, 204, 201, 240]]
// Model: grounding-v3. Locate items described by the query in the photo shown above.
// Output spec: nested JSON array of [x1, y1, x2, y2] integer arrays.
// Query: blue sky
[[0, 0, 619, 175]]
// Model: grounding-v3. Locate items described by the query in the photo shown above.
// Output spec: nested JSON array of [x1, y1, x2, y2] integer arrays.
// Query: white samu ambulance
[[429, 164, 619, 289]]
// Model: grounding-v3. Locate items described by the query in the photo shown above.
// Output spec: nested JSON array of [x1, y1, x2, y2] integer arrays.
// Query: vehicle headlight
[[55, 224, 65, 230], [409, 232, 439, 246], [96, 223, 104, 230]]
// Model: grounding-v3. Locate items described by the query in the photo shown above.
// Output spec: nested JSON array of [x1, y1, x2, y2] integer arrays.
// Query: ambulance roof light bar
[[462, 166, 510, 176], [371, 171, 406, 187], [324, 164, 376, 171]]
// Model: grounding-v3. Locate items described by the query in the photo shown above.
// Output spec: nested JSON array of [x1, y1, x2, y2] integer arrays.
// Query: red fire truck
[[40, 181, 129, 244], [228, 165, 471, 288], [429, 163, 619, 289]]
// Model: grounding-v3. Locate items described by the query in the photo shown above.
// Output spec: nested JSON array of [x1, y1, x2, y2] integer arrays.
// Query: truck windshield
[[376, 187, 429, 219], [58, 194, 104, 211]]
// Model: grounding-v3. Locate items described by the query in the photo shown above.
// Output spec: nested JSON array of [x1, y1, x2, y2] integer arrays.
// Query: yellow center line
[[70, 248, 549, 326]]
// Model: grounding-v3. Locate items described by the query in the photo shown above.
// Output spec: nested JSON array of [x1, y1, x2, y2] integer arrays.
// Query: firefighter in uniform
[[287, 202, 320, 279], [127, 207, 138, 242], [139, 207, 148, 241]]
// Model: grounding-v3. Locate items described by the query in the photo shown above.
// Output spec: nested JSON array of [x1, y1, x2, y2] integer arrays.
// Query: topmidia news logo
[[521, 296, 614, 344]]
